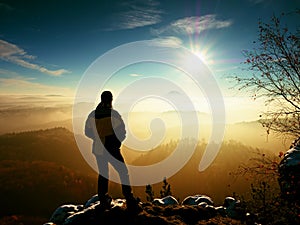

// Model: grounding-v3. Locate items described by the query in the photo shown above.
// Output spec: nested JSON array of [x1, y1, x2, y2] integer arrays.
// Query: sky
[[0, 0, 299, 123]]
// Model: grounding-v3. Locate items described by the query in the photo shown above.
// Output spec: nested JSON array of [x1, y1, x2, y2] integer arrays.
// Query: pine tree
[[145, 184, 155, 201], [160, 177, 172, 198]]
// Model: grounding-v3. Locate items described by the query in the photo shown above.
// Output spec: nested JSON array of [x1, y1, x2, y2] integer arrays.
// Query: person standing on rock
[[85, 91, 139, 211]]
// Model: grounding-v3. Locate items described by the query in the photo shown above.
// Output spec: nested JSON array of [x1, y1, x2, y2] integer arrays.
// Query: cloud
[[152, 14, 232, 36], [149, 36, 183, 48], [109, 0, 163, 30], [130, 73, 143, 77], [0, 68, 20, 77], [0, 76, 73, 95], [0, 39, 70, 76]]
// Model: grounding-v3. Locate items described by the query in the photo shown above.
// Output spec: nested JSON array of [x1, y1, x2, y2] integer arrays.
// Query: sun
[[188, 41, 214, 65], [189, 43, 209, 64], [192, 49, 208, 63]]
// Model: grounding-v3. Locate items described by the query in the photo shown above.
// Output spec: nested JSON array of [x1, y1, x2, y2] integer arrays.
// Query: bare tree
[[234, 11, 300, 138]]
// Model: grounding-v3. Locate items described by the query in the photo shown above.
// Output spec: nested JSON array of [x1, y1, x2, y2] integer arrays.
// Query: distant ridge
[[0, 127, 92, 173], [0, 127, 97, 217]]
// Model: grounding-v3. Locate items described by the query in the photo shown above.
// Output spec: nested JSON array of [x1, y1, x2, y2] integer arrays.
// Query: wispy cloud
[[0, 68, 20, 77], [129, 73, 143, 77], [149, 36, 183, 48], [0, 76, 73, 95], [152, 14, 232, 36], [0, 39, 70, 76], [109, 0, 163, 30]]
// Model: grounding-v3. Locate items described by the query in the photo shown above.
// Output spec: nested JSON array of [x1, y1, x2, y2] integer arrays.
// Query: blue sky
[[0, 0, 299, 121]]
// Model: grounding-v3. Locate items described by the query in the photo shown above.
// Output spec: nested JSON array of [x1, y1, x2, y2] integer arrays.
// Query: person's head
[[100, 91, 113, 108]]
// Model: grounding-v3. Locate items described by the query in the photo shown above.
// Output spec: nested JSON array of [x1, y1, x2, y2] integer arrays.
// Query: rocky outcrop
[[152, 195, 179, 206], [44, 195, 247, 225], [181, 195, 214, 206], [278, 137, 300, 202]]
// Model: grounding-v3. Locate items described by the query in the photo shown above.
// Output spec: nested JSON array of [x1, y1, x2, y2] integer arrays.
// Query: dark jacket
[[85, 105, 126, 151]]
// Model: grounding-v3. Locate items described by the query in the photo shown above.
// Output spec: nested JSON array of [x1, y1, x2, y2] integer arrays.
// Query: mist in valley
[[0, 96, 294, 221]]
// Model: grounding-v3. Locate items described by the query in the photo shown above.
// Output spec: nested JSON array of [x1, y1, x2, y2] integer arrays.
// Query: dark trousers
[[95, 145, 133, 200]]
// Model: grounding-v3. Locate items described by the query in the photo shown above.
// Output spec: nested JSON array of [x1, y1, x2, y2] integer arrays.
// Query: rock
[[197, 196, 214, 206], [152, 198, 164, 205], [84, 194, 99, 208], [49, 204, 84, 225], [112, 198, 126, 208], [224, 197, 238, 209], [181, 195, 214, 206], [176, 205, 202, 223], [153, 195, 179, 206], [223, 196, 242, 219], [45, 194, 246, 225], [181, 195, 200, 205], [137, 213, 170, 225], [172, 204, 216, 222], [63, 203, 100, 225], [215, 206, 227, 217], [204, 204, 217, 215], [198, 202, 208, 208], [278, 137, 300, 202]]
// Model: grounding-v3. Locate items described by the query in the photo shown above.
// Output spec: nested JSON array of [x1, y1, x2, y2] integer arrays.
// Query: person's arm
[[111, 110, 126, 142], [85, 111, 95, 139]]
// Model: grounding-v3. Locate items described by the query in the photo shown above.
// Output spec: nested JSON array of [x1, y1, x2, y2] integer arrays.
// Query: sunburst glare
[[188, 41, 214, 65]]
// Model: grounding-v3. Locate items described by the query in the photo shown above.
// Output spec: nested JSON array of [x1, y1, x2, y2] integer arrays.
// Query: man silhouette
[[85, 91, 138, 210]]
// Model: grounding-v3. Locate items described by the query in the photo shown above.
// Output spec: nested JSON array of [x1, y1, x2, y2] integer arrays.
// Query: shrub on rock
[[278, 137, 300, 203]]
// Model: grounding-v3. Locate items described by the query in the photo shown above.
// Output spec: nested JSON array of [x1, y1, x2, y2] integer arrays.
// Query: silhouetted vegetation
[[145, 177, 172, 201], [160, 177, 172, 198], [229, 11, 300, 223], [232, 148, 300, 224], [145, 184, 155, 202], [233, 11, 300, 138]]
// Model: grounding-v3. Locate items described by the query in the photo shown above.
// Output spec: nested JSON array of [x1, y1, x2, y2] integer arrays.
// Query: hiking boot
[[126, 196, 142, 213], [99, 194, 112, 210]]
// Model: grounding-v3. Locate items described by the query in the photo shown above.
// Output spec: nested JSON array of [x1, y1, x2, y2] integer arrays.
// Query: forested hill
[[0, 127, 97, 218], [0, 127, 93, 173]]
